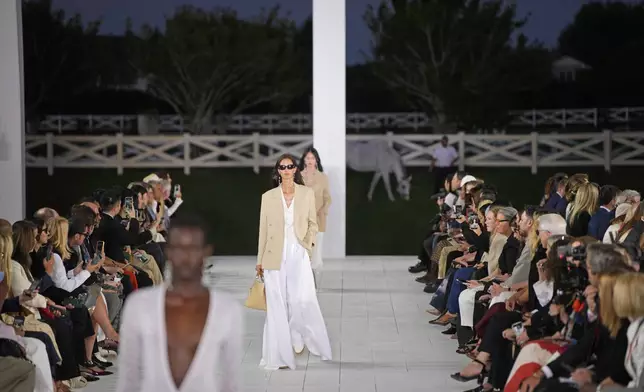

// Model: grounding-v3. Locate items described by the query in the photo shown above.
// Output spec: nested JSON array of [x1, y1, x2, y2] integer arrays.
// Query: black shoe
[[92, 354, 113, 368], [408, 261, 427, 273], [81, 373, 100, 382], [423, 280, 442, 293], [441, 326, 457, 335], [415, 274, 434, 284]]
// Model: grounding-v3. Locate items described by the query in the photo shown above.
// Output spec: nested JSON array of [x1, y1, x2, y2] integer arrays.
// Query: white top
[[51, 253, 90, 292], [603, 223, 620, 244], [444, 193, 458, 208], [432, 145, 458, 167], [626, 317, 644, 387], [115, 286, 242, 392], [10, 260, 48, 315]]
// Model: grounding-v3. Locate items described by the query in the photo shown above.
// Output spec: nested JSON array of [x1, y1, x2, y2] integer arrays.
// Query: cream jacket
[[257, 184, 318, 270], [303, 170, 332, 232]]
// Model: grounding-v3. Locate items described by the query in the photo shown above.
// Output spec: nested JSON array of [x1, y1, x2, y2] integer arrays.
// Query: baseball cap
[[461, 175, 477, 187]]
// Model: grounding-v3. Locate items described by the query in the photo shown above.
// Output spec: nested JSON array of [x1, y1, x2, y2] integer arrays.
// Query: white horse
[[347, 140, 412, 201]]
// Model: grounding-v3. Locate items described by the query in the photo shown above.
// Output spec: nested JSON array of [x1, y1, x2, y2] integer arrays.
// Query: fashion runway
[[86, 257, 471, 392]]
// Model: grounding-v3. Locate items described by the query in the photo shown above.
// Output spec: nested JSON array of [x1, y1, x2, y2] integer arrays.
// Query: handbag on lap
[[244, 275, 267, 311]]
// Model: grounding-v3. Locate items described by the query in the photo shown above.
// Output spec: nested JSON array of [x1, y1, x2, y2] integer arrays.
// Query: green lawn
[[26, 166, 643, 255]]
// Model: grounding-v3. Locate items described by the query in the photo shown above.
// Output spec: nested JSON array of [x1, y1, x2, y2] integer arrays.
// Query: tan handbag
[[244, 276, 266, 311]]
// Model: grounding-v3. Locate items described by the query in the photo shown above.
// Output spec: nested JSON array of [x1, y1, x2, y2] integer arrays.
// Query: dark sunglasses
[[278, 164, 296, 171]]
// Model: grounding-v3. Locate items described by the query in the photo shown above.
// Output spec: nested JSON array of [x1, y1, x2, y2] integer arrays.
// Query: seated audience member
[[521, 244, 635, 391], [33, 208, 59, 223], [616, 189, 641, 206], [566, 182, 599, 237], [1, 269, 55, 392], [0, 219, 11, 236], [542, 173, 568, 216], [614, 203, 644, 245], [155, 171, 184, 218], [93, 189, 153, 264], [45, 217, 100, 292], [604, 203, 633, 244], [588, 185, 619, 240], [11, 221, 85, 389]]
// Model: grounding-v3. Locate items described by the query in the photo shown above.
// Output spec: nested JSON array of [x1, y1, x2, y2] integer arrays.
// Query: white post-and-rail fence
[[25, 130, 644, 176], [32, 107, 644, 134]]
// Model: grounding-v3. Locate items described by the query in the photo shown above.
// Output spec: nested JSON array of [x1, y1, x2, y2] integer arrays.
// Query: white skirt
[[311, 232, 324, 271], [459, 286, 484, 328], [260, 233, 332, 370]]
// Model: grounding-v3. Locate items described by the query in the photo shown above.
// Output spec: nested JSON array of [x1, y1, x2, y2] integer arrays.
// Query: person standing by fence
[[430, 136, 458, 194]]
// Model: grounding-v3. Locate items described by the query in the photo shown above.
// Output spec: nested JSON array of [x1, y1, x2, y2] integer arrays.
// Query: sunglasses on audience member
[[278, 164, 296, 171]]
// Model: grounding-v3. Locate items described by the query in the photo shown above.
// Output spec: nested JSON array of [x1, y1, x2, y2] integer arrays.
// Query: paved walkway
[[86, 256, 472, 392]]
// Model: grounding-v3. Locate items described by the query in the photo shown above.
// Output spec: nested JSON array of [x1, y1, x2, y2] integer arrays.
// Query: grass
[[26, 166, 644, 255]]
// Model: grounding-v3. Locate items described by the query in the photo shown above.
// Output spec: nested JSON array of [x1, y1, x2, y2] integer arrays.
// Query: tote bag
[[244, 276, 267, 311]]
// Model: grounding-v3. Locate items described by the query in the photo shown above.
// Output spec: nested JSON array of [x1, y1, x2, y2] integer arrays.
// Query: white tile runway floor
[[85, 256, 474, 392]]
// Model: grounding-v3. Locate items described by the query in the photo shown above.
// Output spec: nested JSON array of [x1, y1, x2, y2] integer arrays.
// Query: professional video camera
[[555, 243, 589, 304], [556, 243, 587, 263]]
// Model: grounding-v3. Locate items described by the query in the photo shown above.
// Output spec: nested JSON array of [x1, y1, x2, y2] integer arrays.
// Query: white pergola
[[0, 0, 347, 257]]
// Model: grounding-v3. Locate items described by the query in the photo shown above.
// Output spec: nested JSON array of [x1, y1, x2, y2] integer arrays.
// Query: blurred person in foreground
[[115, 214, 242, 392]]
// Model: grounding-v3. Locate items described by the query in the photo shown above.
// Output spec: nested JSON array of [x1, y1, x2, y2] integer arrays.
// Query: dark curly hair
[[271, 153, 304, 188]]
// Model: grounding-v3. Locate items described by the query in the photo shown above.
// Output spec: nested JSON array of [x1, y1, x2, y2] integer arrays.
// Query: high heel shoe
[[450, 359, 487, 382]]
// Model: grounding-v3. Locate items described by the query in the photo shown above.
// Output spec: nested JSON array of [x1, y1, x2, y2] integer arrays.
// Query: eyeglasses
[[278, 164, 296, 171]]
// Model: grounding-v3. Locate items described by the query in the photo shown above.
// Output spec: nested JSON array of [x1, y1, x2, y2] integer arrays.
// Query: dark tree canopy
[[365, 0, 552, 131], [22, 0, 101, 118], [126, 6, 307, 133], [558, 2, 644, 106]]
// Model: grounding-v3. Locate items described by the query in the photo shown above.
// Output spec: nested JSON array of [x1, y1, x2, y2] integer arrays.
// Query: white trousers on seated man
[[459, 286, 484, 328], [23, 337, 54, 392]]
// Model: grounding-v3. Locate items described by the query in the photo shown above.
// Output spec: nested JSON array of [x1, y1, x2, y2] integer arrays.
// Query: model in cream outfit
[[300, 148, 332, 282], [256, 154, 332, 370]]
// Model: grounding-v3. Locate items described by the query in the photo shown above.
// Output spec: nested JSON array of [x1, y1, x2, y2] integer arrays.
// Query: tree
[[364, 0, 552, 131], [126, 6, 305, 133], [22, 0, 101, 119], [558, 2, 644, 106]]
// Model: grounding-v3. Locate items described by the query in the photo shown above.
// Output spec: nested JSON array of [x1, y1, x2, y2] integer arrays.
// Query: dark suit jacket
[[588, 207, 614, 240], [546, 316, 631, 385], [91, 213, 152, 263]]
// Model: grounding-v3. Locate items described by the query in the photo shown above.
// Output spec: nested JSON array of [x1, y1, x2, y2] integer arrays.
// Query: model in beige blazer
[[256, 183, 318, 271], [302, 170, 332, 232]]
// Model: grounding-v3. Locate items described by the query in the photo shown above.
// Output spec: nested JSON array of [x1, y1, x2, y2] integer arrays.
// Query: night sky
[[53, 0, 631, 64]]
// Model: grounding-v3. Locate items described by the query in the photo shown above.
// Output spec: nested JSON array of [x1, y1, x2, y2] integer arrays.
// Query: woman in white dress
[[256, 154, 332, 370], [299, 147, 332, 286]]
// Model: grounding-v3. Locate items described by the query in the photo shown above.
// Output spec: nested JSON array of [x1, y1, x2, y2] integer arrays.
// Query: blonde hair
[[602, 273, 644, 337], [564, 173, 590, 202], [45, 217, 71, 260], [568, 183, 599, 226], [529, 210, 546, 254], [0, 233, 14, 296]]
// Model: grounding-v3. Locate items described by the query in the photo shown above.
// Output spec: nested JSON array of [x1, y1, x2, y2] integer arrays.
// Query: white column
[[0, 0, 26, 223], [313, 0, 346, 258]]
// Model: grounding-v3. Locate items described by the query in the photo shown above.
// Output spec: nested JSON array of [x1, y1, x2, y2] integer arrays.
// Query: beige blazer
[[303, 170, 332, 232], [257, 184, 318, 270]]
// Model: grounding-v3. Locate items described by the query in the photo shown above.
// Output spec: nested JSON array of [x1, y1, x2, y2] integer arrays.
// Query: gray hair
[[538, 213, 567, 236], [33, 207, 59, 222], [616, 190, 641, 206], [586, 243, 632, 274], [497, 206, 518, 221]]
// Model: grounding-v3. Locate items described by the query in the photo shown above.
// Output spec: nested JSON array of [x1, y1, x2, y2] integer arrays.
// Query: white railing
[[34, 107, 644, 133], [25, 131, 644, 175]]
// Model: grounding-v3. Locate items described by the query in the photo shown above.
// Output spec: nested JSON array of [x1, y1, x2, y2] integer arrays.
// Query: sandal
[[456, 345, 475, 355], [450, 359, 487, 382]]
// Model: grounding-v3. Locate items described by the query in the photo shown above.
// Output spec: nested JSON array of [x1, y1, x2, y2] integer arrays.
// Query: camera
[[557, 243, 587, 263]]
